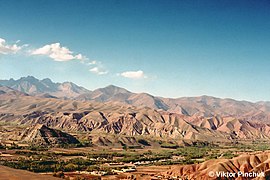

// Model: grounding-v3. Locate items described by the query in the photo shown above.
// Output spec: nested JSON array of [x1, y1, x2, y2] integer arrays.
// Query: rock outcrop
[[164, 152, 270, 179], [19, 124, 80, 145]]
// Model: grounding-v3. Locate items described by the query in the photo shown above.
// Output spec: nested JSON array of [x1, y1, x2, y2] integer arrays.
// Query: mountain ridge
[[0, 76, 90, 98], [1, 76, 270, 122], [1, 91, 270, 142], [2, 78, 270, 146]]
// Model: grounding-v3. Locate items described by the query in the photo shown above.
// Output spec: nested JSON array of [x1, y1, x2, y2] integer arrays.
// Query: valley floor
[[1, 141, 270, 179]]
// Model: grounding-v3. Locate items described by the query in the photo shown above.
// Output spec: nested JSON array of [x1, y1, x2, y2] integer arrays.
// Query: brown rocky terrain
[[76, 85, 270, 122], [0, 165, 60, 180], [18, 124, 80, 145], [0, 90, 230, 144], [2, 78, 270, 179], [164, 151, 270, 179], [1, 85, 270, 146], [2, 77, 270, 123], [191, 116, 270, 140], [1, 77, 270, 148]]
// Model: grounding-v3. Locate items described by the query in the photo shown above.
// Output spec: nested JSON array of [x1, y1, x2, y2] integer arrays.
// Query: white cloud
[[31, 43, 87, 61], [0, 38, 23, 54], [87, 60, 97, 65], [88, 60, 108, 75], [89, 67, 108, 75], [1, 37, 109, 75], [75, 54, 84, 60], [120, 70, 147, 79]]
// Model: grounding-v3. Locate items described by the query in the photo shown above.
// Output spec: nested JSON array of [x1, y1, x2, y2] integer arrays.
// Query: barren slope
[[77, 85, 270, 122], [1, 86, 270, 144], [0, 90, 229, 142], [164, 151, 270, 179], [0, 165, 59, 180]]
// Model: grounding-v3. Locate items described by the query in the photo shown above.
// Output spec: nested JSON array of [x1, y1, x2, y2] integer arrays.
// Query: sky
[[0, 0, 270, 102]]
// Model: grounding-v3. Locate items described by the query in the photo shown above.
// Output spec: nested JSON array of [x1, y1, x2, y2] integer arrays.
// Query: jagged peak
[[19, 75, 39, 81], [0, 76, 90, 98]]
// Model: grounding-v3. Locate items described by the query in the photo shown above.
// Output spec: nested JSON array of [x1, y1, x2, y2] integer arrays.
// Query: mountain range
[[1, 77, 270, 146], [1, 76, 270, 122], [0, 76, 90, 98]]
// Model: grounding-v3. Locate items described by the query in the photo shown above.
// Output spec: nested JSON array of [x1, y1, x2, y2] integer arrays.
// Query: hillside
[[78, 88, 270, 122], [18, 124, 80, 145], [0, 92, 228, 142], [2, 77, 270, 145], [163, 151, 270, 179], [76, 85, 270, 122], [0, 165, 60, 180], [1, 88, 270, 145]]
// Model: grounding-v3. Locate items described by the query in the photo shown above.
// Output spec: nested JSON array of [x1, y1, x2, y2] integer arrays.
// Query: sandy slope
[[0, 165, 59, 180], [164, 151, 270, 179]]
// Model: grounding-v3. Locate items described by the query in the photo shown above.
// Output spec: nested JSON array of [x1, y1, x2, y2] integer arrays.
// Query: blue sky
[[0, 0, 270, 101]]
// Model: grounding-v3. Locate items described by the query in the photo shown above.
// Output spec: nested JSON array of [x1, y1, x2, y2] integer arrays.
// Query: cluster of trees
[[2, 158, 95, 173], [2, 141, 249, 174]]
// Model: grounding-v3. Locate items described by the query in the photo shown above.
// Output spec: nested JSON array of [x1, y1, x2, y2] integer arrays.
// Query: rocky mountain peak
[[0, 76, 90, 98]]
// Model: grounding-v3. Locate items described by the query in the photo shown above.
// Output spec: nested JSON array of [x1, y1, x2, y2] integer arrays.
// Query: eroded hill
[[163, 151, 270, 179], [1, 86, 270, 147]]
